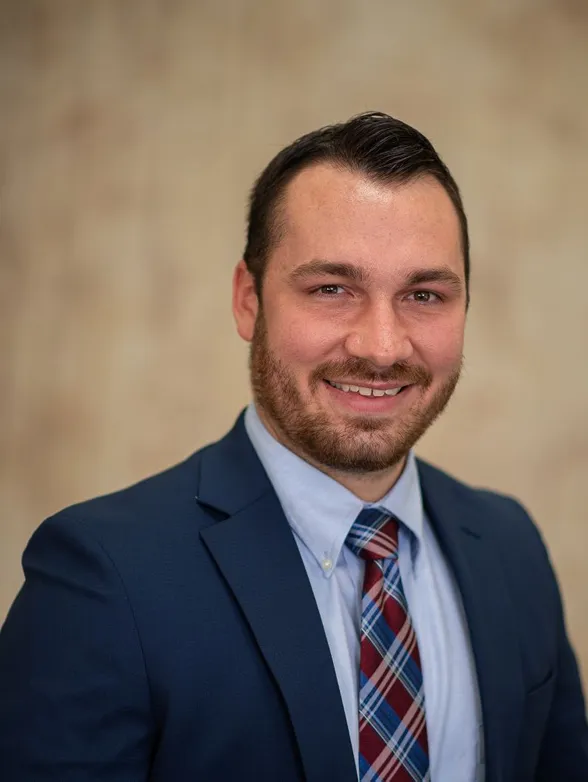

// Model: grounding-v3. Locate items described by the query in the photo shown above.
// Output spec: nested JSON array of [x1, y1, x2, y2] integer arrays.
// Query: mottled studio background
[[1, 0, 587, 684]]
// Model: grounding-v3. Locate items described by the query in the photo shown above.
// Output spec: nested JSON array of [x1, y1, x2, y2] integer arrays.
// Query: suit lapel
[[197, 415, 357, 782], [418, 460, 524, 782]]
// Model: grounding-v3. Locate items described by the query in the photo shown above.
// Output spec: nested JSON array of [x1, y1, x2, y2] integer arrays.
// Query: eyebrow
[[289, 259, 463, 292], [289, 260, 370, 284], [404, 268, 464, 292]]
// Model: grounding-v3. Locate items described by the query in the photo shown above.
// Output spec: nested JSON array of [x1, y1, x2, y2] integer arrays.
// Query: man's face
[[234, 164, 467, 475]]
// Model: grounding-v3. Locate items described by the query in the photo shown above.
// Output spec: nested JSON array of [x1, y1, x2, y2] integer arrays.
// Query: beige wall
[[1, 0, 587, 684]]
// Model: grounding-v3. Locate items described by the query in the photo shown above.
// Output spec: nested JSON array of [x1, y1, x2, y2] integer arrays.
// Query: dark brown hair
[[243, 111, 469, 300]]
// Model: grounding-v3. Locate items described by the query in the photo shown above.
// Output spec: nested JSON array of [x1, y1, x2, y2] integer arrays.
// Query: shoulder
[[24, 412, 258, 583], [27, 445, 215, 568]]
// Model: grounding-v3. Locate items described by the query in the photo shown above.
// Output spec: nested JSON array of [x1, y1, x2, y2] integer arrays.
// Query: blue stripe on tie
[[358, 753, 387, 782], [359, 753, 382, 782]]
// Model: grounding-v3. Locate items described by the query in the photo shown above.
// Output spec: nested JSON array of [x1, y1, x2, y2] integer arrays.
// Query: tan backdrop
[[1, 0, 587, 686]]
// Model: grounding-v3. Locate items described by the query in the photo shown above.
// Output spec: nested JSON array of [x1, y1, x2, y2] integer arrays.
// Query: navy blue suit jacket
[[1, 413, 587, 781]]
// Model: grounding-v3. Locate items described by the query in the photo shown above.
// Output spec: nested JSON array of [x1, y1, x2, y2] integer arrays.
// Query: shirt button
[[321, 558, 333, 572]]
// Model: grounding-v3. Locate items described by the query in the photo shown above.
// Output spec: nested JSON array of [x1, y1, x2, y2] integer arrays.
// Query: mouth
[[324, 380, 410, 398]]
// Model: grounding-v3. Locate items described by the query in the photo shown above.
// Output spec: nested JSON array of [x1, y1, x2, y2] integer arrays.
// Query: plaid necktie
[[346, 508, 430, 781]]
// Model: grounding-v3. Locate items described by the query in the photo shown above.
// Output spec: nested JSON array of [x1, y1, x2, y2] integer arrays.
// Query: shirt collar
[[244, 403, 425, 576]]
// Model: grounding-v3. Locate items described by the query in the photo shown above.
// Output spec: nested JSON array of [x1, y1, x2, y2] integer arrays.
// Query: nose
[[344, 300, 414, 368]]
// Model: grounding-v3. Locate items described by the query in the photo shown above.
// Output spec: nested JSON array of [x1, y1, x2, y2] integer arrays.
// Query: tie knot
[[346, 507, 400, 561]]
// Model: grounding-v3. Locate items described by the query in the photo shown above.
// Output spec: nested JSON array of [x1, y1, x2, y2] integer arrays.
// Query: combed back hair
[[243, 111, 469, 300]]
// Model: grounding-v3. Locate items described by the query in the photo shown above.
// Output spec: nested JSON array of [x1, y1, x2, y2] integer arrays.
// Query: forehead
[[272, 163, 464, 277]]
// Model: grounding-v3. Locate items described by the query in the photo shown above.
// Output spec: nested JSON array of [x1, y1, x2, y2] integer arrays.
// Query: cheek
[[269, 311, 342, 365], [414, 320, 465, 372]]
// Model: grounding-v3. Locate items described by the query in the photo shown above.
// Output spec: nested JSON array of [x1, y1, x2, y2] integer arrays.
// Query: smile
[[326, 380, 407, 397]]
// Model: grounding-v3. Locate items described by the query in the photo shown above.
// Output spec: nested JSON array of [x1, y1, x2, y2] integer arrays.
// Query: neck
[[323, 460, 407, 503], [254, 405, 408, 503]]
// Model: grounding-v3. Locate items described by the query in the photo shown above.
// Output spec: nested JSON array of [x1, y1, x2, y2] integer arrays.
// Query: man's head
[[233, 112, 469, 490]]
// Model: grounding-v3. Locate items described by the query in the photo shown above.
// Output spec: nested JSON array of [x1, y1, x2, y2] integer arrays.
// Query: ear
[[232, 260, 259, 342]]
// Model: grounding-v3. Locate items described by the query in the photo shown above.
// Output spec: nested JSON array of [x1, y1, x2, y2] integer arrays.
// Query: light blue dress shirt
[[245, 404, 484, 781]]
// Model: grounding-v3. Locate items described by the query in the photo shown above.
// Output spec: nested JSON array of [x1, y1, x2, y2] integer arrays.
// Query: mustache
[[311, 359, 432, 387]]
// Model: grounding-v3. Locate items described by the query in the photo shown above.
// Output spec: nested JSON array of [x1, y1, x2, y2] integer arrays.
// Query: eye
[[407, 290, 441, 304], [313, 284, 346, 296]]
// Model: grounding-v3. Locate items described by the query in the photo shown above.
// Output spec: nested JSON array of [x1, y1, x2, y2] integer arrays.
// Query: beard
[[249, 311, 462, 474]]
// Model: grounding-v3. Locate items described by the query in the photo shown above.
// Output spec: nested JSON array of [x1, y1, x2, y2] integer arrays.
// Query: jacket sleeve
[[0, 512, 154, 781]]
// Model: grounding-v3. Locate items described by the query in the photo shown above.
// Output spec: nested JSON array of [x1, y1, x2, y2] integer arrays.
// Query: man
[[0, 112, 586, 782]]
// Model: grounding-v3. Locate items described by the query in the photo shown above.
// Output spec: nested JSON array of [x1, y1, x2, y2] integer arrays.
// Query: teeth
[[329, 381, 404, 397]]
